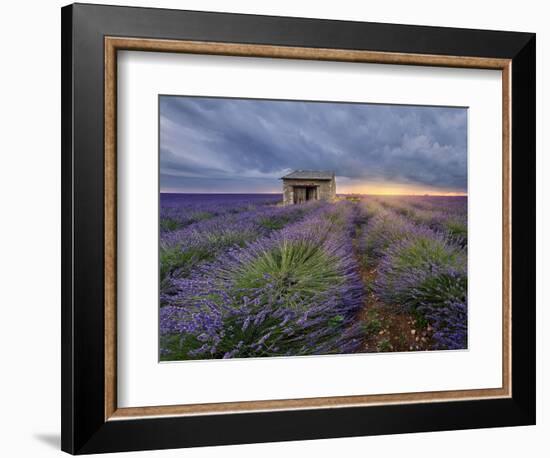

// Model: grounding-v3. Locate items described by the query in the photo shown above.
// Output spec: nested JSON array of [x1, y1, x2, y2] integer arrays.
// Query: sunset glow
[[337, 180, 467, 196]]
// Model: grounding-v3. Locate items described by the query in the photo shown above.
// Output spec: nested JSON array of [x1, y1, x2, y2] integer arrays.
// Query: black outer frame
[[61, 3, 536, 454]]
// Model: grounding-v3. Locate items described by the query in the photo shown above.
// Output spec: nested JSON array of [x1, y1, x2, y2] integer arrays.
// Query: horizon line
[[160, 191, 468, 197]]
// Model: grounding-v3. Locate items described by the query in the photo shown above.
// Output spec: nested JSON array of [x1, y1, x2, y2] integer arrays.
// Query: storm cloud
[[160, 96, 467, 194]]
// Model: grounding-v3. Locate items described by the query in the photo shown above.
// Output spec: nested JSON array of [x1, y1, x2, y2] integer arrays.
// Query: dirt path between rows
[[351, 212, 434, 353]]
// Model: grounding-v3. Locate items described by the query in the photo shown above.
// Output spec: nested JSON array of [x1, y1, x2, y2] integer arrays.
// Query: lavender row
[[360, 199, 467, 350], [160, 201, 320, 283], [379, 195, 467, 215], [377, 196, 467, 247], [160, 201, 365, 360], [160, 193, 281, 232]]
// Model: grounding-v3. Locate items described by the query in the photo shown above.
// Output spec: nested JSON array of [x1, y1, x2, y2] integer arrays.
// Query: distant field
[[159, 194, 467, 361]]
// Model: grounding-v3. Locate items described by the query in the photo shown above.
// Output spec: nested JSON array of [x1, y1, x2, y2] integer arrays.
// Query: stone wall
[[282, 178, 336, 205]]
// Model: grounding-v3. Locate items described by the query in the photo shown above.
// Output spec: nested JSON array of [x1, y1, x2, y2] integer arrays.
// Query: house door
[[293, 187, 307, 204], [293, 186, 317, 204]]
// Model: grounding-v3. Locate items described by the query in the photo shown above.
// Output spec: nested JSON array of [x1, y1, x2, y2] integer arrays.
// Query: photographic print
[[159, 96, 468, 361]]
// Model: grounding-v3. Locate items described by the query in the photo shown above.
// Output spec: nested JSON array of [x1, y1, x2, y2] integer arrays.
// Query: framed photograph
[[61, 3, 536, 454]]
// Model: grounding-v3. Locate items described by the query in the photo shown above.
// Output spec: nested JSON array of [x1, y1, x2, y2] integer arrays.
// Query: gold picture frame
[[104, 36, 511, 421]]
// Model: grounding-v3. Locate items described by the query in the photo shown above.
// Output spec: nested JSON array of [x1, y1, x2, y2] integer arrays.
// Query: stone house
[[280, 170, 336, 205]]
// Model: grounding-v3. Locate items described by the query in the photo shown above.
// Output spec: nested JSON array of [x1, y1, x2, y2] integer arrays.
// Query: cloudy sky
[[160, 96, 467, 195]]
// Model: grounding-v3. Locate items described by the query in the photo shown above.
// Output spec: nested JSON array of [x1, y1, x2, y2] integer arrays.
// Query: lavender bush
[[374, 228, 467, 349], [160, 202, 315, 282], [160, 193, 281, 233], [378, 196, 468, 247], [360, 206, 416, 266], [160, 202, 365, 359], [159, 194, 468, 359]]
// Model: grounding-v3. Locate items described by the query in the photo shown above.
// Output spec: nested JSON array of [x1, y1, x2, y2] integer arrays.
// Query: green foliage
[[362, 309, 382, 335], [377, 337, 393, 352], [393, 237, 463, 270], [328, 314, 345, 328], [233, 240, 341, 306], [394, 206, 415, 219], [160, 217, 182, 232], [188, 211, 213, 222], [444, 219, 468, 247], [160, 245, 211, 280], [411, 309, 429, 328], [362, 214, 410, 267], [408, 270, 467, 311], [203, 230, 254, 248], [376, 234, 467, 310], [258, 214, 294, 231], [160, 333, 204, 361], [161, 229, 262, 280]]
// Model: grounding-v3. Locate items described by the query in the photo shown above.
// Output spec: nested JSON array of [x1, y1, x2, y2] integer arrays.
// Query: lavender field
[[159, 194, 467, 361]]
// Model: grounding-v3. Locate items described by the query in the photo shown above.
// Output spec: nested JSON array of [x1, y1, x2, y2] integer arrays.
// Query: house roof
[[281, 170, 334, 180]]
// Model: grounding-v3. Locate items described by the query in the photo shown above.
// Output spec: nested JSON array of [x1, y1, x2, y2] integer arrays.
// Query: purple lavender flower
[[160, 201, 365, 360], [160, 194, 468, 359]]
